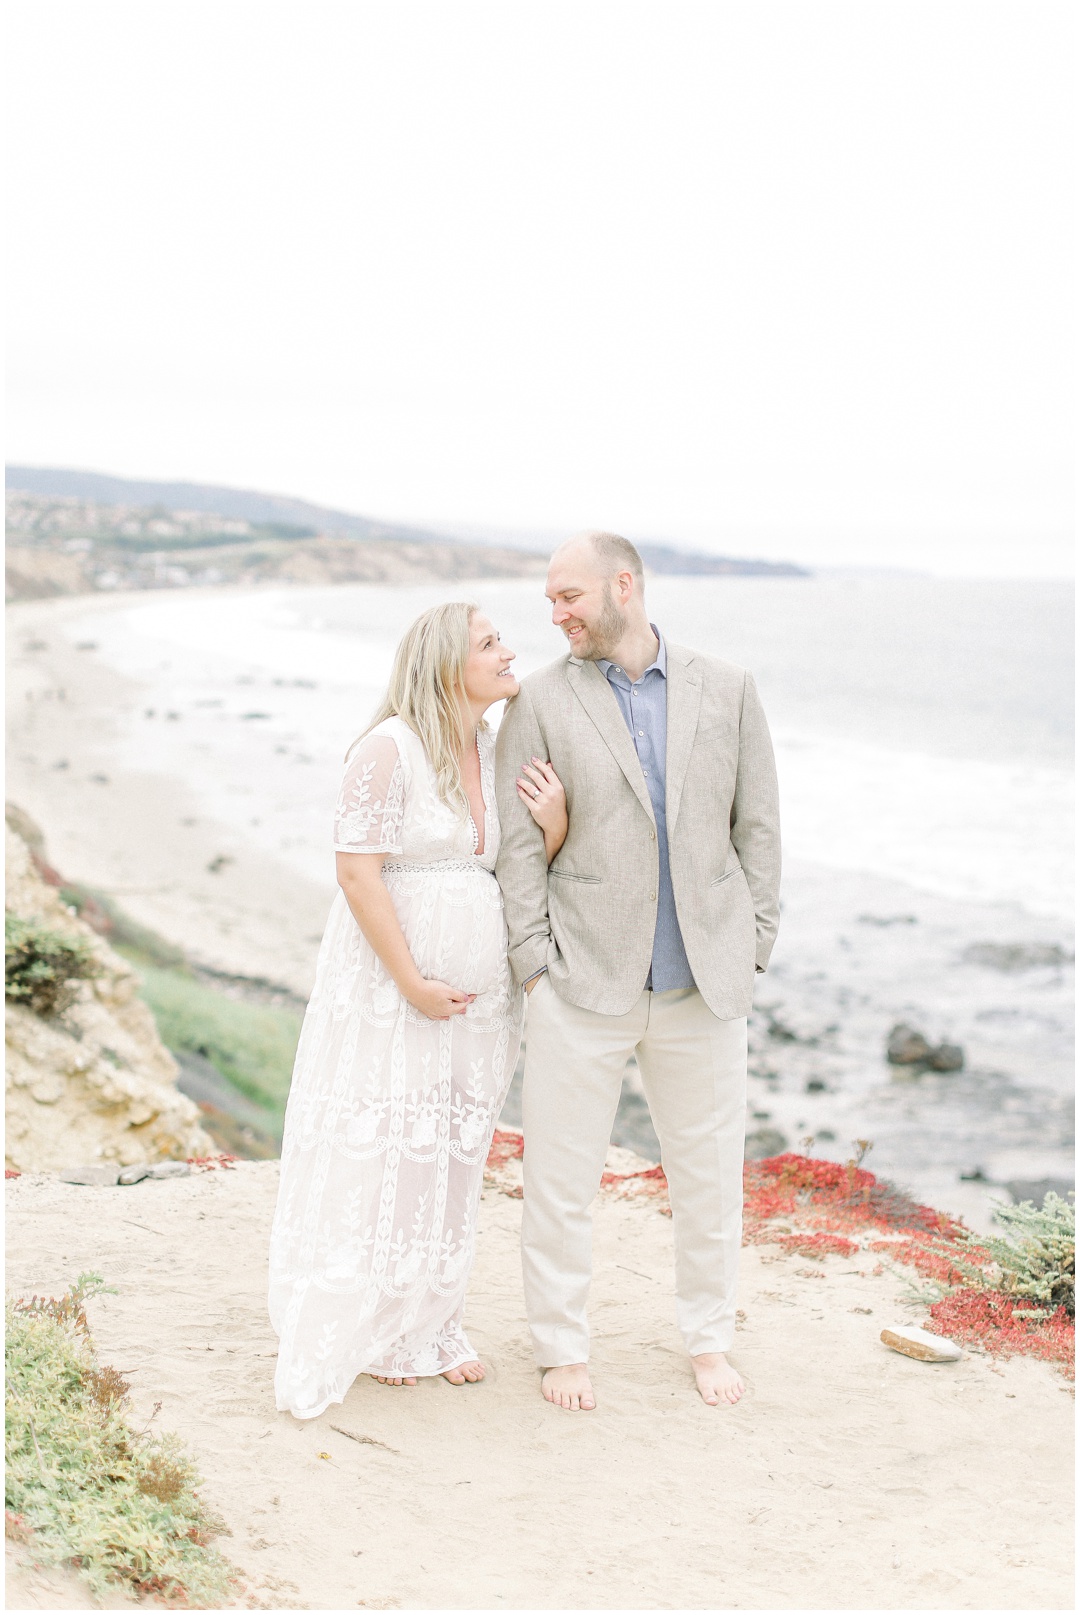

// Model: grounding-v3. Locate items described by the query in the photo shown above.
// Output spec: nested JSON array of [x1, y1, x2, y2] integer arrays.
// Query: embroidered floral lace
[[268, 717, 522, 1417]]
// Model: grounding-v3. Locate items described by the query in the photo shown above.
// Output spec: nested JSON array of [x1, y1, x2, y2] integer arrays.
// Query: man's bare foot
[[541, 1363, 596, 1411], [370, 1374, 417, 1387], [691, 1352, 745, 1406], [442, 1359, 485, 1384]]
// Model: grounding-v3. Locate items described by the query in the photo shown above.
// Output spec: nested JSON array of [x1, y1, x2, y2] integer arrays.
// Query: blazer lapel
[[566, 660, 656, 823], [664, 644, 702, 833]]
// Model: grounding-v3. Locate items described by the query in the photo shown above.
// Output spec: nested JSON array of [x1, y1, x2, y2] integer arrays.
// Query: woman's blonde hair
[[358, 600, 481, 813]]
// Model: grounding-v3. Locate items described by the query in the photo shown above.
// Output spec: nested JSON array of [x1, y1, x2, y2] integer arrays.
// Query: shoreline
[[8, 590, 333, 996], [6, 587, 1074, 1229]]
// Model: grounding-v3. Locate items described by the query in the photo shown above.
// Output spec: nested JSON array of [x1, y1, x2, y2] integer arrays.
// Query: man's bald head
[[546, 529, 652, 662], [552, 530, 645, 587]]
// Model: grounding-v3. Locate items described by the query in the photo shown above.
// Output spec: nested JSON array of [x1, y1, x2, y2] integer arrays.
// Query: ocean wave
[[77, 588, 1074, 921], [774, 732, 1073, 919]]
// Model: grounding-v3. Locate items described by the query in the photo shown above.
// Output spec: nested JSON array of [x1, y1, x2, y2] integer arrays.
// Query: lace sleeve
[[333, 734, 407, 855]]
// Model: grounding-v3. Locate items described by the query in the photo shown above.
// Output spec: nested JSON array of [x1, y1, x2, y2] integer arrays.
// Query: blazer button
[[649, 892, 656, 901]]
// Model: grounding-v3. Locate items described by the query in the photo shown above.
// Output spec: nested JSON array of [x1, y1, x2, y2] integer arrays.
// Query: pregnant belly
[[384, 864, 508, 995]]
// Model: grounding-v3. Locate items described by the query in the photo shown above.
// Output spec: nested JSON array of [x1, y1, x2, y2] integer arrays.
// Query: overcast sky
[[7, 1, 1073, 575]]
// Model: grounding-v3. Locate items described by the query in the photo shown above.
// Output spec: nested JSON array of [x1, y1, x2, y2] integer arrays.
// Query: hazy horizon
[[7, 459, 1072, 580], [7, 3, 1073, 581]]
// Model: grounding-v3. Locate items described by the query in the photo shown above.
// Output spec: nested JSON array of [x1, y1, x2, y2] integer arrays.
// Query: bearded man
[[494, 530, 781, 1411]]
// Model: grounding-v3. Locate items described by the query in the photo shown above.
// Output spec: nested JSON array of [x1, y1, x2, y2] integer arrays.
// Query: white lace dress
[[268, 716, 522, 1418]]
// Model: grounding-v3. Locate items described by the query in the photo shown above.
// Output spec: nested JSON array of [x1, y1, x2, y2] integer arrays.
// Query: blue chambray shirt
[[598, 628, 695, 993]]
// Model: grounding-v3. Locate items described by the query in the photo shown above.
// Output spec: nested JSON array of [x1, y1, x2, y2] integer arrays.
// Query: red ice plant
[[927, 1289, 1074, 1373], [490, 1130, 1075, 1377]]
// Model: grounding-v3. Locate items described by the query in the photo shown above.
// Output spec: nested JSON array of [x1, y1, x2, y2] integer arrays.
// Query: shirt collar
[[598, 624, 666, 684]]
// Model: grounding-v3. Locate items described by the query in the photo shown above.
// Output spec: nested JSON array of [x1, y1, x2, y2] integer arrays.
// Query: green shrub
[[134, 963, 300, 1117], [57, 882, 185, 967], [951, 1192, 1075, 1317], [4, 913, 101, 1018], [5, 1275, 235, 1604]]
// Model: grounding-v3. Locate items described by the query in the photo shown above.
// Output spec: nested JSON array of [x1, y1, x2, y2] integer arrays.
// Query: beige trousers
[[521, 977, 747, 1365]]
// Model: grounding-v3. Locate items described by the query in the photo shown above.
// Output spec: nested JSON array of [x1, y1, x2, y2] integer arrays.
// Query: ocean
[[67, 570, 1074, 1221], [88, 571, 1073, 915]]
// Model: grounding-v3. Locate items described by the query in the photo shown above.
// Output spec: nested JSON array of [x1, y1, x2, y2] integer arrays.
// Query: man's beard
[[570, 582, 624, 662]]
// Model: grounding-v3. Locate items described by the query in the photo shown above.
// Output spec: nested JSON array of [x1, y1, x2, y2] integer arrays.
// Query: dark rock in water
[[57, 1165, 120, 1186], [927, 1043, 965, 1072], [766, 1016, 799, 1043], [858, 913, 917, 927], [805, 1078, 828, 1093], [745, 1127, 789, 1160], [762, 1009, 821, 1046], [886, 1025, 964, 1072], [887, 1024, 932, 1065], [963, 942, 1074, 972], [1004, 1178, 1074, 1208]]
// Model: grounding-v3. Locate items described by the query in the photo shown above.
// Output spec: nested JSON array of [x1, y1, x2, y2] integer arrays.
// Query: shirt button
[[638, 729, 644, 736], [642, 768, 648, 775]]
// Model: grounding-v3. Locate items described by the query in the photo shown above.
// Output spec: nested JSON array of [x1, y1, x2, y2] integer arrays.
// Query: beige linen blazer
[[494, 643, 781, 1020]]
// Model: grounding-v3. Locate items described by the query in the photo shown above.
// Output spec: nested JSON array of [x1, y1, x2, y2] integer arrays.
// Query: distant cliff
[[5, 467, 808, 599], [4, 485, 547, 601], [6, 465, 449, 546], [634, 542, 806, 577]]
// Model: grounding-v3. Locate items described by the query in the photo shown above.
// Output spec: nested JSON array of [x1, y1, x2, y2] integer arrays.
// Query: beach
[[6, 574, 1073, 1226], [4, 572, 1075, 1610], [7, 3, 1074, 1605], [5, 1160, 1074, 1611]]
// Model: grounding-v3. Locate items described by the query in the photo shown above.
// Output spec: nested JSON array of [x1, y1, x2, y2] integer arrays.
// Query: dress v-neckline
[[467, 735, 487, 858]]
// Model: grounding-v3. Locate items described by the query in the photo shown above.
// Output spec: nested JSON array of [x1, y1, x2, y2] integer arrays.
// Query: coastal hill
[[5, 465, 807, 600], [7, 465, 466, 548], [5, 809, 211, 1173]]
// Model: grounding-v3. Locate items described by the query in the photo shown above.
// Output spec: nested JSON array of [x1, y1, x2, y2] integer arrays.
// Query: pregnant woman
[[269, 601, 565, 1418]]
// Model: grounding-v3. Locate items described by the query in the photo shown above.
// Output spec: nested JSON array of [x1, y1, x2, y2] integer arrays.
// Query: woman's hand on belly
[[409, 979, 477, 1021]]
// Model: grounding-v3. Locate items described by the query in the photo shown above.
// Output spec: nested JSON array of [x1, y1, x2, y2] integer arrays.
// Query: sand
[[5, 585, 1075, 1609], [7, 592, 333, 997], [4, 1161, 1073, 1612]]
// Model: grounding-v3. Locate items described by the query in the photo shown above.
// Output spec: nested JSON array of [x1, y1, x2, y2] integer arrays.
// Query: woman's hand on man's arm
[[516, 758, 568, 864]]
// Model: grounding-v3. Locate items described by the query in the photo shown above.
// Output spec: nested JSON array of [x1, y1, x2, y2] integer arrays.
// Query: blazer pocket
[[710, 868, 742, 887], [549, 868, 601, 885]]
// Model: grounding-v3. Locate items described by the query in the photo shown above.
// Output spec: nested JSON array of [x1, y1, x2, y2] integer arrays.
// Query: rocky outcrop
[[886, 1022, 965, 1072], [5, 818, 212, 1172]]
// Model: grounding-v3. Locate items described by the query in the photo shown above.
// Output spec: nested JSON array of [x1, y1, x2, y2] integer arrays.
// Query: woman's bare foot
[[442, 1359, 485, 1384], [370, 1374, 417, 1387], [541, 1363, 596, 1411], [691, 1352, 745, 1406]]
